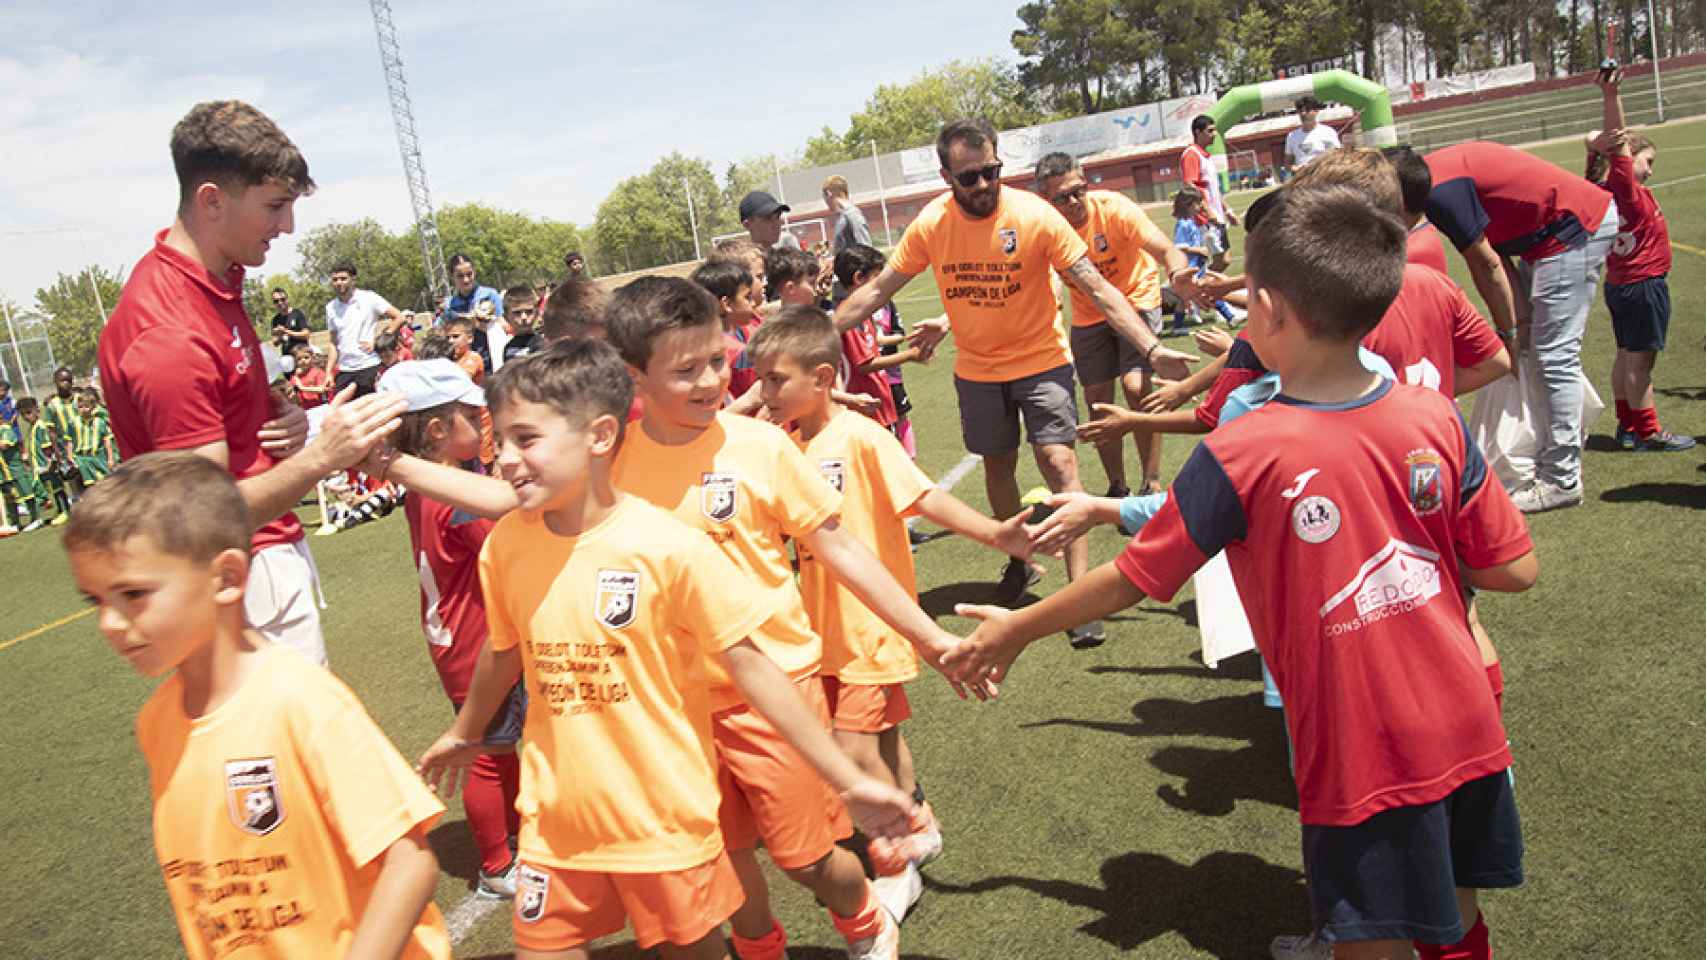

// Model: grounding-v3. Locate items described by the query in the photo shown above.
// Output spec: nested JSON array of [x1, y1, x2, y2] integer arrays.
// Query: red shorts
[[712, 675, 852, 869], [511, 854, 741, 951], [821, 676, 912, 734]]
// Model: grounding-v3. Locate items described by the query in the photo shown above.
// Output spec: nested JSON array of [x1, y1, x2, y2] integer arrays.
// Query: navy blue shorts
[[1606, 276, 1670, 352], [1303, 770, 1523, 945]]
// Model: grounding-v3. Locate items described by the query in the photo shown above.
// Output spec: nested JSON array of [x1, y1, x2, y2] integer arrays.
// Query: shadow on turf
[[426, 819, 482, 895], [1599, 480, 1706, 509], [917, 582, 1193, 626], [1021, 691, 1297, 816], [923, 849, 1307, 957], [1087, 648, 1263, 681]]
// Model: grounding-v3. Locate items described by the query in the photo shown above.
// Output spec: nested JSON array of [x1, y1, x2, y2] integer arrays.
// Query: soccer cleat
[[1103, 482, 1131, 500], [1270, 932, 1333, 960], [1068, 620, 1107, 649], [1510, 479, 1583, 514], [1635, 430, 1697, 452], [21, 518, 45, 533], [870, 863, 923, 923], [994, 557, 1040, 604], [910, 804, 944, 867], [845, 906, 900, 960], [49, 512, 68, 526], [475, 859, 518, 900], [1615, 425, 1636, 450]]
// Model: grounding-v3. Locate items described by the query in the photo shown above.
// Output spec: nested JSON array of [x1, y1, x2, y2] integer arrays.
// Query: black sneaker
[[1104, 483, 1131, 499], [1615, 425, 1636, 450], [994, 558, 1040, 604], [1068, 620, 1107, 649], [908, 525, 929, 546]]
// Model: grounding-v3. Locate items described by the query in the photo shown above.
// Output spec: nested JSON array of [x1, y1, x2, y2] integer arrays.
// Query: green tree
[[34, 266, 125, 377], [1011, 0, 1151, 113], [803, 59, 1048, 164], [293, 218, 419, 310], [591, 153, 723, 274]]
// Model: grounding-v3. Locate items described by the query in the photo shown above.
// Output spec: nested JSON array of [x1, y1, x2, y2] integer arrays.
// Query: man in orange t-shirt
[[833, 118, 1196, 635], [1034, 151, 1199, 499]]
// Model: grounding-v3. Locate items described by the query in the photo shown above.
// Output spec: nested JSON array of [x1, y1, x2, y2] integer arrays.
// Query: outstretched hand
[[258, 402, 309, 459], [1148, 345, 1198, 381], [916, 630, 998, 702], [1078, 402, 1138, 444], [416, 732, 484, 798], [841, 780, 918, 842], [942, 604, 1025, 688], [310, 385, 407, 473], [1026, 492, 1103, 559]]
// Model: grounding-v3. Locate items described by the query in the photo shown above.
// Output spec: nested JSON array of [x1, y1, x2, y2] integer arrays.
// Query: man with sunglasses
[[270, 288, 311, 351], [833, 118, 1197, 648], [1033, 151, 1200, 502]]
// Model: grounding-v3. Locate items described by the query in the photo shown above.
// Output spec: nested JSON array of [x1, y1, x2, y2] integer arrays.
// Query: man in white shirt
[[324, 261, 402, 396], [1284, 95, 1342, 172]]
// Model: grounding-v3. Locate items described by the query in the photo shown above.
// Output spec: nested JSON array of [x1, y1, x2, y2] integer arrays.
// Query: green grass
[[5, 121, 1706, 958]]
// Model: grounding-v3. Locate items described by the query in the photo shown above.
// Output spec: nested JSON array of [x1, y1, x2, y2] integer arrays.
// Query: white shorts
[[244, 540, 328, 666]]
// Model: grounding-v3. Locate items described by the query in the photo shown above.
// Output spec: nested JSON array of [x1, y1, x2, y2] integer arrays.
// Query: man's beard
[[955, 184, 999, 217]]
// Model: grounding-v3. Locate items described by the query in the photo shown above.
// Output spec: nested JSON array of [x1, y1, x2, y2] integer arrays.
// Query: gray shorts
[[1070, 312, 1159, 386], [954, 363, 1079, 455]]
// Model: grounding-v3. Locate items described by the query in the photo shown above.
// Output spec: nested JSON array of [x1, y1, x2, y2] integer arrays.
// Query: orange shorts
[[821, 676, 912, 734], [511, 854, 741, 951], [712, 674, 853, 869]]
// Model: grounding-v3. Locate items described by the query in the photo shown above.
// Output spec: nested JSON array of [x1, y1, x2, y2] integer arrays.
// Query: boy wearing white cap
[[376, 359, 526, 899]]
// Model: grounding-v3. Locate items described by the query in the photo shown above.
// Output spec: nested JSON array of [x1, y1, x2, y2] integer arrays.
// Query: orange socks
[[828, 883, 884, 944], [730, 920, 786, 960]]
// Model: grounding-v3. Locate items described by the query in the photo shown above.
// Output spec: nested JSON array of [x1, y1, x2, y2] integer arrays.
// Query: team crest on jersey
[[515, 865, 551, 923], [224, 758, 285, 836], [701, 472, 738, 522], [1093, 232, 1109, 253], [1291, 495, 1341, 544], [999, 228, 1018, 255], [818, 458, 846, 492], [1405, 449, 1444, 515], [595, 569, 639, 629]]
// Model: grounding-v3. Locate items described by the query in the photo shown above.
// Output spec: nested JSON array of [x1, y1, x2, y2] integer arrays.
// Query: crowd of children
[[59, 79, 1697, 960]]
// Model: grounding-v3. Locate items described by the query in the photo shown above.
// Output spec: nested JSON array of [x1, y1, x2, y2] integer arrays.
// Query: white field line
[[906, 452, 983, 530], [1651, 171, 1706, 190], [445, 891, 503, 945]]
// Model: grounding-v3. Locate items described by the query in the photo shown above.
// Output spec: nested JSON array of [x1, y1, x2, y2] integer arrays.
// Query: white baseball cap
[[377, 358, 486, 411]]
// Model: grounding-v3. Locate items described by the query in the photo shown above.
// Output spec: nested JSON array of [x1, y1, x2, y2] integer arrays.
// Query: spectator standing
[[270, 287, 311, 350], [325, 261, 402, 397], [1180, 115, 1240, 273], [442, 253, 508, 371], [1283, 96, 1342, 172], [741, 190, 804, 250], [823, 175, 873, 253]]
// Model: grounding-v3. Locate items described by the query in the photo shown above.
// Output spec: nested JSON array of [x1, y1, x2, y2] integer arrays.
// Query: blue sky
[[0, 0, 1021, 305]]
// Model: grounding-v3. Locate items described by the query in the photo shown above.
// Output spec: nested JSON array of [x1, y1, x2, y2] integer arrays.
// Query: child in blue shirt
[[1171, 188, 1240, 333]]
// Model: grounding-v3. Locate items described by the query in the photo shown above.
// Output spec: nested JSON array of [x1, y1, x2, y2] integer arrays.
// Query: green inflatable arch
[[1203, 68, 1396, 172]]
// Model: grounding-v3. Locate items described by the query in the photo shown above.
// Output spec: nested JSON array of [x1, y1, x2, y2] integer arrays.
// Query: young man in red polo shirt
[[1424, 141, 1617, 513], [99, 100, 404, 666]]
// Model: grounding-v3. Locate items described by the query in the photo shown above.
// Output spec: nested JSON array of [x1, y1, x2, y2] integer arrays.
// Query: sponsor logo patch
[[700, 472, 738, 522], [1291, 495, 1340, 544], [818, 458, 846, 492], [224, 758, 285, 836], [1093, 232, 1109, 253], [999, 228, 1018, 255], [516, 865, 550, 923], [1405, 449, 1445, 515], [595, 569, 639, 630], [1320, 538, 1443, 636]]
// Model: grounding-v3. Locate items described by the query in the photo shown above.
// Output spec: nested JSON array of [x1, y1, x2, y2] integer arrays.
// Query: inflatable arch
[[1203, 69, 1397, 175]]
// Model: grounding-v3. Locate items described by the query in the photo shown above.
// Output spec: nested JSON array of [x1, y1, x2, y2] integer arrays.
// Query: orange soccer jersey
[[480, 495, 776, 872], [612, 411, 841, 712], [794, 408, 933, 685], [889, 187, 1089, 382], [1065, 190, 1168, 324], [136, 643, 450, 960]]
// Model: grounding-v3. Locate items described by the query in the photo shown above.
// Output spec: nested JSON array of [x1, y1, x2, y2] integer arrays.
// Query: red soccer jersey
[[1406, 222, 1449, 274], [292, 366, 330, 409], [1364, 264, 1502, 397], [1425, 142, 1612, 262], [1194, 334, 1268, 430], [1602, 153, 1672, 285], [840, 315, 898, 428], [404, 492, 497, 704], [100, 230, 303, 552], [1117, 381, 1531, 826]]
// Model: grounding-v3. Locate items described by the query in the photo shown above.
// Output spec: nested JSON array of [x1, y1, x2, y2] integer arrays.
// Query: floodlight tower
[[369, 0, 450, 307]]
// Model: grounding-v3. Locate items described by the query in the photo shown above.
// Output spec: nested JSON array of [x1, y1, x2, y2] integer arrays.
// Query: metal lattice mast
[[369, 0, 449, 307]]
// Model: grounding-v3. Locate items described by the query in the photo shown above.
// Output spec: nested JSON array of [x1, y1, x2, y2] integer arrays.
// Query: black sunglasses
[[951, 162, 1003, 189], [1050, 186, 1088, 207]]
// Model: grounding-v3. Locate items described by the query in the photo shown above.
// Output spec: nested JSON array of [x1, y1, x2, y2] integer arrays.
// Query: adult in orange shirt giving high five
[[833, 118, 1196, 645]]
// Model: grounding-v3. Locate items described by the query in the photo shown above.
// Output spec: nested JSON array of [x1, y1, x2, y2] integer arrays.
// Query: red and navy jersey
[[1364, 264, 1502, 397], [1194, 334, 1267, 429], [404, 492, 497, 704], [1425, 142, 1612, 262], [1602, 154, 1671, 285], [1117, 380, 1532, 826], [1406, 221, 1449, 274]]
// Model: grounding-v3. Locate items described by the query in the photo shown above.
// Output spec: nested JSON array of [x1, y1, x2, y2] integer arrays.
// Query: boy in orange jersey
[[606, 277, 985, 960], [64, 452, 448, 960], [750, 304, 1033, 919], [415, 341, 916, 960]]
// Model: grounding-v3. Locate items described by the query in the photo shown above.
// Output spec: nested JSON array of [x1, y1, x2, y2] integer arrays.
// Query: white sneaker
[[845, 905, 900, 960], [475, 859, 518, 899], [911, 823, 943, 867], [21, 518, 45, 533], [1510, 478, 1583, 514], [1270, 931, 1333, 960], [871, 863, 923, 922]]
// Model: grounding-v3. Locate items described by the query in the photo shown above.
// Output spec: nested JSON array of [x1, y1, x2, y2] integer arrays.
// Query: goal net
[[1224, 150, 1268, 191]]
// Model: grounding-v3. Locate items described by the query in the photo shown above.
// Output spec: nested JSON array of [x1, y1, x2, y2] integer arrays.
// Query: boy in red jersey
[[1587, 68, 1694, 452], [947, 184, 1537, 960]]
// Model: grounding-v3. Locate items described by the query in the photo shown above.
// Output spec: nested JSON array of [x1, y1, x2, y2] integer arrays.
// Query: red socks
[[828, 883, 885, 944], [730, 920, 787, 960], [1416, 911, 1491, 960], [1617, 400, 1663, 438]]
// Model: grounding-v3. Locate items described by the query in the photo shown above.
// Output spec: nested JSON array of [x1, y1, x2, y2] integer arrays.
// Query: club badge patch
[[1094, 232, 1109, 253], [1291, 495, 1341, 544], [596, 569, 639, 629], [701, 472, 738, 522], [515, 865, 550, 923], [1405, 449, 1445, 515], [818, 458, 846, 492], [999, 227, 1018, 255], [225, 758, 285, 836]]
